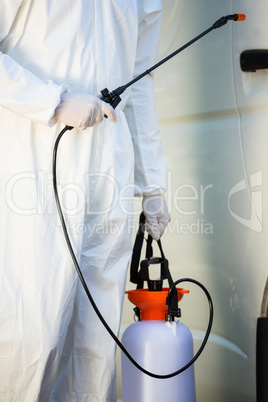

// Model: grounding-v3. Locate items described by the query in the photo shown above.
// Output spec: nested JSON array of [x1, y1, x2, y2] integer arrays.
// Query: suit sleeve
[[0, 0, 67, 126], [124, 0, 167, 196]]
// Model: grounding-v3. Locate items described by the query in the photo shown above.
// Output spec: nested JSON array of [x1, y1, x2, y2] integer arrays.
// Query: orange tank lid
[[126, 287, 189, 321]]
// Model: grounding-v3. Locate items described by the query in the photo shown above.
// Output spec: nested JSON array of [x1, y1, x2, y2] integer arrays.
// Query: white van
[[118, 1, 268, 401]]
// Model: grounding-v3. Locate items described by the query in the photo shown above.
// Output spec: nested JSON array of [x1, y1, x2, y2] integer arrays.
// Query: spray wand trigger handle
[[100, 86, 126, 118], [100, 88, 111, 119]]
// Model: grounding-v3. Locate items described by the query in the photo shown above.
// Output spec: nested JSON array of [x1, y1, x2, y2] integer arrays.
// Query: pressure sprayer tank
[[121, 287, 196, 402]]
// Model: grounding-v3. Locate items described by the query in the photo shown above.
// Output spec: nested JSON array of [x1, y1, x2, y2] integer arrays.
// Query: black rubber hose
[[52, 126, 214, 379]]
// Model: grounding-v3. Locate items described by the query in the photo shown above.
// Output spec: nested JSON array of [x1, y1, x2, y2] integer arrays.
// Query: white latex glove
[[142, 195, 171, 241], [53, 92, 117, 130]]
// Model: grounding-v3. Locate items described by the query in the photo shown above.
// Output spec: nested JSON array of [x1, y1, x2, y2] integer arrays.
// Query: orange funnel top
[[126, 288, 189, 321]]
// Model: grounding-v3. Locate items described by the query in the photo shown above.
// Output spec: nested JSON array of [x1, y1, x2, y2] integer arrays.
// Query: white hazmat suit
[[0, 0, 168, 400]]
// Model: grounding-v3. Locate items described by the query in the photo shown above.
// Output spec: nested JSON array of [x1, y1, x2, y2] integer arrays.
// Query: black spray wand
[[100, 13, 246, 112]]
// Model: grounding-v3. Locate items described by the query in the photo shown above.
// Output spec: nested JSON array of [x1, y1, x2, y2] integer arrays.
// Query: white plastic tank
[[121, 289, 196, 402]]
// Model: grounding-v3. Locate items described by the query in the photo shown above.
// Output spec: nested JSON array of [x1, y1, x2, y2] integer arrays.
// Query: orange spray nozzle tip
[[236, 14, 246, 21]]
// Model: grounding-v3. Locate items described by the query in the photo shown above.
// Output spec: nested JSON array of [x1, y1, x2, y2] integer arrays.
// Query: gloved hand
[[53, 92, 117, 130], [142, 194, 171, 241]]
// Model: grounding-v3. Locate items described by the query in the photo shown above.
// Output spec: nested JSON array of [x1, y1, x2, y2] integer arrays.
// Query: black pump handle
[[130, 212, 173, 288], [130, 212, 180, 319]]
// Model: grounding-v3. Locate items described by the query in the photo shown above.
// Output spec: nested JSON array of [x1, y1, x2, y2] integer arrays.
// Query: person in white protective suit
[[0, 0, 170, 401]]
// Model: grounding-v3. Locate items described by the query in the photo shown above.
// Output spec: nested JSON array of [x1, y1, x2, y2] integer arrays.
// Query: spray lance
[[100, 13, 246, 113], [52, 13, 246, 387]]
